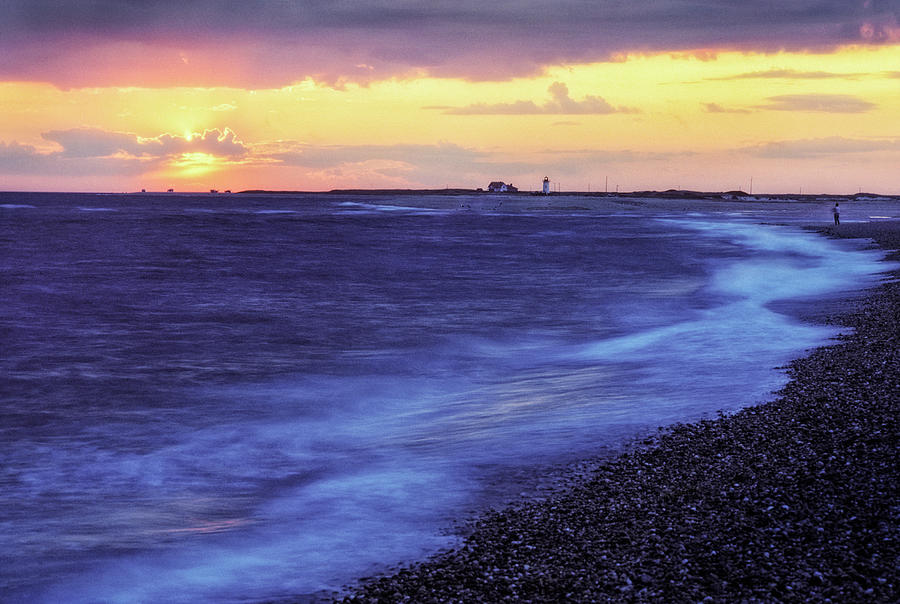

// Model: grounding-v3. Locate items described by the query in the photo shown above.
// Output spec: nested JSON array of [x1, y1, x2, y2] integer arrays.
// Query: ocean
[[0, 192, 892, 602]]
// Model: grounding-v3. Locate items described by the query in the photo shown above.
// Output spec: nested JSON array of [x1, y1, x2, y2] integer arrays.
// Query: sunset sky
[[1, 1, 898, 194]]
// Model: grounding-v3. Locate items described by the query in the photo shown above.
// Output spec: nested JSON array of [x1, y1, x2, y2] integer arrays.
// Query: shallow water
[[0, 193, 892, 602]]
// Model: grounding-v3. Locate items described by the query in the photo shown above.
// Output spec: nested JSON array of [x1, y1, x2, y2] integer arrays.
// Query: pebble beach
[[339, 220, 900, 603]]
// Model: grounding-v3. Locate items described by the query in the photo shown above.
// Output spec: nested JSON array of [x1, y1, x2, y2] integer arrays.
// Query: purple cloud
[[445, 82, 634, 115], [743, 136, 900, 158], [0, 139, 149, 176], [0, 1, 897, 87], [0, 128, 248, 180], [707, 69, 865, 80], [0, 141, 43, 167], [758, 94, 878, 113], [703, 103, 753, 114], [41, 128, 248, 158]]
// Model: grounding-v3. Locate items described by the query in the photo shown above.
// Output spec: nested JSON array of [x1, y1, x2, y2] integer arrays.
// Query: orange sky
[[1, 3, 898, 194]]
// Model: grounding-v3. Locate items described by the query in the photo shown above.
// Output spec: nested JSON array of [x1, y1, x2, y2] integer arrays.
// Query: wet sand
[[336, 220, 899, 603]]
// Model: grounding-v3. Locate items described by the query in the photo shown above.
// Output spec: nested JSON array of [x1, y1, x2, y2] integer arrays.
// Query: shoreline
[[334, 221, 900, 602]]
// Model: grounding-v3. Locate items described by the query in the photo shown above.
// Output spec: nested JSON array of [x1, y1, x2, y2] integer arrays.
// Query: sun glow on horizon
[[170, 152, 222, 177], [1, 44, 899, 193]]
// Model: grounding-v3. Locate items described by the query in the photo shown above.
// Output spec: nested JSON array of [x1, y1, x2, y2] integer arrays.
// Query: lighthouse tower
[[542, 176, 550, 195]]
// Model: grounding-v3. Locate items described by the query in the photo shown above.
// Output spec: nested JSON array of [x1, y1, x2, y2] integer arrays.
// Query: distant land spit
[[234, 188, 900, 202]]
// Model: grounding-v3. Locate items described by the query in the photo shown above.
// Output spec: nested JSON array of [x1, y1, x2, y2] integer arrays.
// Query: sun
[[171, 152, 220, 177]]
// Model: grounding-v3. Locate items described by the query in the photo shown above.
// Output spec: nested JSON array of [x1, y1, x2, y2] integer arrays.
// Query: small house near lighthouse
[[487, 181, 518, 193]]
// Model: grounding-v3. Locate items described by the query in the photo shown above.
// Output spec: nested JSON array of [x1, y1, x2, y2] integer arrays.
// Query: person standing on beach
[[833, 202, 840, 225]]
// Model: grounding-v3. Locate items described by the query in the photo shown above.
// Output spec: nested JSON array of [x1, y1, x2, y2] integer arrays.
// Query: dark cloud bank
[[0, 1, 897, 86]]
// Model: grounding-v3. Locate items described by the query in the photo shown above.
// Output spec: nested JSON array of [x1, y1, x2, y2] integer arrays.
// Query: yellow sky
[[1, 45, 899, 193]]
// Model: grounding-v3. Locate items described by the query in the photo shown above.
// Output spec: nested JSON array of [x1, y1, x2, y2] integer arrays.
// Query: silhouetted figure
[[833, 202, 840, 225]]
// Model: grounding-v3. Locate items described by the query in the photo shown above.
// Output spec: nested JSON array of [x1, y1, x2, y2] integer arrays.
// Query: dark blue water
[[0, 193, 891, 602]]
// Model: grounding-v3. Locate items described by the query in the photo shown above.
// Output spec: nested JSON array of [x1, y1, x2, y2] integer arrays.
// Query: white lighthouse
[[542, 176, 550, 195]]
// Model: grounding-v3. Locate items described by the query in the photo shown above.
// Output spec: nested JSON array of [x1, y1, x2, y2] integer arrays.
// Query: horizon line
[[2, 188, 899, 199]]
